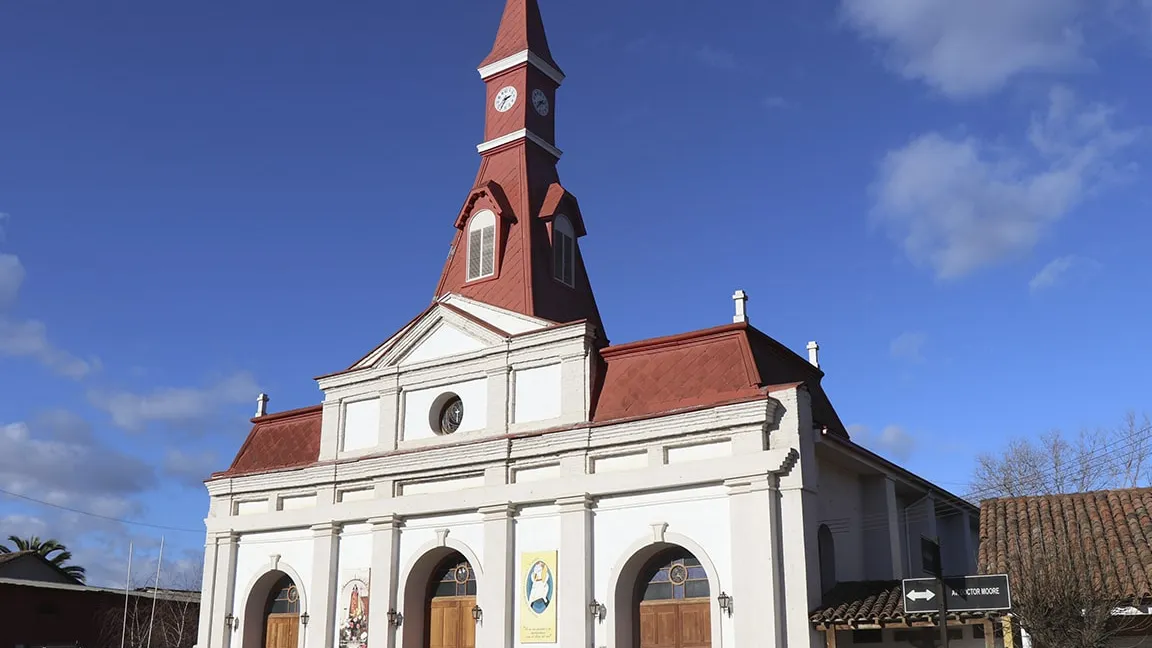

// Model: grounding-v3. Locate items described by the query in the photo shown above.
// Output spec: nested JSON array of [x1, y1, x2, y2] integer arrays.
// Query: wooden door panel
[[639, 600, 711, 648], [429, 597, 476, 648], [265, 615, 299, 648], [678, 601, 711, 648]]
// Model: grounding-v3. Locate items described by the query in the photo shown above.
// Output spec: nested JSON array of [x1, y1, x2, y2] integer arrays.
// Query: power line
[[0, 487, 202, 534]]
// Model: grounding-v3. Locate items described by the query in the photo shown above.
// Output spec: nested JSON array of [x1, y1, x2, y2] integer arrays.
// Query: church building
[[196, 2, 982, 648]]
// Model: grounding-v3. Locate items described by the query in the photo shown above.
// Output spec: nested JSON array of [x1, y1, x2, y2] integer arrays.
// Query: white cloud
[[695, 45, 738, 70], [848, 423, 917, 461], [0, 414, 155, 521], [163, 448, 219, 488], [872, 87, 1142, 279], [88, 371, 260, 432], [0, 317, 99, 379], [1029, 254, 1102, 293], [890, 331, 928, 363], [0, 254, 24, 307], [840, 0, 1086, 98]]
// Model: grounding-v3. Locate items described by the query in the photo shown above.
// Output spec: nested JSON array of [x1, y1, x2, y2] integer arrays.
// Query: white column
[[558, 495, 594, 646], [198, 532, 221, 648], [319, 401, 342, 460], [479, 503, 517, 648], [885, 478, 905, 579], [211, 532, 240, 648], [367, 515, 404, 648], [307, 523, 341, 648], [779, 481, 821, 648], [727, 476, 781, 648], [378, 387, 401, 452], [486, 367, 511, 433]]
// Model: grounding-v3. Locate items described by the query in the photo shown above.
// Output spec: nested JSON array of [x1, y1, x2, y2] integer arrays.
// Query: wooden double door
[[265, 613, 300, 648], [429, 596, 477, 648], [639, 600, 711, 648]]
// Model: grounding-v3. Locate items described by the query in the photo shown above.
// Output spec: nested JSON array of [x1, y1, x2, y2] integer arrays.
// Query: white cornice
[[476, 128, 563, 159], [477, 50, 565, 85]]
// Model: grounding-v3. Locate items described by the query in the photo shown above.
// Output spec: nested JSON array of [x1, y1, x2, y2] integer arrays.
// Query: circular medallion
[[453, 564, 470, 584], [287, 585, 300, 603], [668, 564, 688, 586], [439, 396, 463, 435]]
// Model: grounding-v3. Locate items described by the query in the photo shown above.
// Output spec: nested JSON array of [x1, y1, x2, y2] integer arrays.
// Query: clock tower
[[434, 0, 606, 342]]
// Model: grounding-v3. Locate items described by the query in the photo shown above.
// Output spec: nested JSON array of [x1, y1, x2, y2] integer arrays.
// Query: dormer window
[[467, 210, 496, 281], [552, 215, 575, 287]]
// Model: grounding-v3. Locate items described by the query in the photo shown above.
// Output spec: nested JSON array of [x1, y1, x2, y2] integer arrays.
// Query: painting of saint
[[524, 560, 554, 615], [339, 577, 370, 648]]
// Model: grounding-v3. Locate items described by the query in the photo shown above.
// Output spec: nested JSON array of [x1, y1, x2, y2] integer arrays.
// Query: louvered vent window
[[467, 210, 496, 281], [552, 215, 575, 287]]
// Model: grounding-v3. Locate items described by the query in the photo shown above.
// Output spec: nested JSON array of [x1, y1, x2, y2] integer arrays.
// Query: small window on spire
[[467, 210, 496, 281], [552, 215, 575, 287]]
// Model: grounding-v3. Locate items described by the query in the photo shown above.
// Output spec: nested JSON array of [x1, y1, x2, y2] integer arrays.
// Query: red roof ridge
[[248, 404, 323, 425], [600, 322, 748, 357], [980, 485, 1152, 505]]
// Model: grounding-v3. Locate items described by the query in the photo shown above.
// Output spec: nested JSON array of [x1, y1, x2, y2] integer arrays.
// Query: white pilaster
[[559, 352, 589, 424], [211, 532, 240, 648], [486, 367, 511, 434], [367, 515, 404, 648], [885, 478, 905, 579], [319, 401, 341, 460], [727, 476, 781, 648], [479, 503, 517, 648], [198, 532, 221, 648], [558, 495, 594, 646], [307, 522, 341, 648], [378, 387, 401, 452]]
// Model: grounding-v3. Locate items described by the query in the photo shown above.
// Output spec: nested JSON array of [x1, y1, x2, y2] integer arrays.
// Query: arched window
[[818, 524, 836, 594], [265, 574, 301, 615], [639, 547, 710, 601], [552, 215, 575, 287], [467, 210, 496, 281]]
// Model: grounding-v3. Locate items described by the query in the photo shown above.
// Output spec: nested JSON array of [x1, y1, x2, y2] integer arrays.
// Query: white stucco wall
[[342, 398, 380, 452], [332, 524, 373, 647], [512, 363, 561, 424], [816, 459, 865, 583], [402, 378, 487, 441], [232, 529, 314, 626], [514, 505, 561, 648]]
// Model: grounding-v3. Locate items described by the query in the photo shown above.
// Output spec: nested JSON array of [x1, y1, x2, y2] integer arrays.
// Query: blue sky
[[2, 0, 1151, 586]]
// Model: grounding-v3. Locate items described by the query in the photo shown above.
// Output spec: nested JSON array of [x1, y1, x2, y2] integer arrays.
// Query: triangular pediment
[[349, 297, 549, 371]]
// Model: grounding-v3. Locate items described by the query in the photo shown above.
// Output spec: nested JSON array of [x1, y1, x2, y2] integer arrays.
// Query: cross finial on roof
[[255, 393, 269, 417], [732, 290, 749, 324]]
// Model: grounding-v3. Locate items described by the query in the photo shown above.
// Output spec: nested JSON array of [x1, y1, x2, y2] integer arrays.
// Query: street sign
[[902, 574, 1012, 614], [921, 536, 941, 577]]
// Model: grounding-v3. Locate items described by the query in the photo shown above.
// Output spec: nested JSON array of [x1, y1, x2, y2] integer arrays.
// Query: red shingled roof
[[479, 0, 560, 72], [213, 406, 322, 479], [978, 488, 1152, 601]]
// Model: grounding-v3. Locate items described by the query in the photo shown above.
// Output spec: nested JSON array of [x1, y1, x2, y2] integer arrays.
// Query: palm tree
[[0, 535, 87, 582]]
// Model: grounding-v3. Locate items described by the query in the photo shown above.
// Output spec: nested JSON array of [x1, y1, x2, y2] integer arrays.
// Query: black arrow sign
[[902, 574, 1012, 614]]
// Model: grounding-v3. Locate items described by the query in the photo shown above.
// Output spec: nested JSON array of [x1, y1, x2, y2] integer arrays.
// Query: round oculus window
[[438, 396, 464, 435]]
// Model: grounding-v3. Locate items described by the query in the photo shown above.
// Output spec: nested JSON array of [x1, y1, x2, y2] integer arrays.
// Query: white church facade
[[195, 2, 983, 648]]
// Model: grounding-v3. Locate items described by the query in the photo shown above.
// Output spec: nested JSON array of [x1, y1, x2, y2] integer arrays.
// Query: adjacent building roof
[[978, 487, 1152, 601], [0, 551, 83, 585], [810, 580, 1001, 630]]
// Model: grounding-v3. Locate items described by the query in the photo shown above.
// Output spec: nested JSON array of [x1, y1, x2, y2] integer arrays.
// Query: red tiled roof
[[810, 581, 1000, 628], [479, 0, 560, 72], [214, 406, 322, 478], [591, 322, 847, 434], [978, 488, 1152, 601]]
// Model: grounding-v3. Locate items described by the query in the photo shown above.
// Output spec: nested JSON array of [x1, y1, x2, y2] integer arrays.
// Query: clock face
[[494, 86, 518, 113], [531, 89, 550, 116]]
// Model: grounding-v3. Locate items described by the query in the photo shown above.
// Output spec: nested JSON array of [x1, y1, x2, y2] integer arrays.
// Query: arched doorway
[[250, 573, 301, 648], [425, 552, 477, 648], [635, 547, 711, 648]]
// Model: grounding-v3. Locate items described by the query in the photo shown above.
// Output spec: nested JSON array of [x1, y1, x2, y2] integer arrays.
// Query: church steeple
[[433, 0, 606, 342], [479, 0, 562, 74]]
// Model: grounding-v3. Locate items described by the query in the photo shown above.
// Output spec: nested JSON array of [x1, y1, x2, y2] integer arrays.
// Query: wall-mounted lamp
[[717, 592, 733, 616], [471, 605, 483, 623], [223, 613, 237, 631], [387, 608, 403, 627], [589, 600, 606, 622], [300, 612, 310, 626]]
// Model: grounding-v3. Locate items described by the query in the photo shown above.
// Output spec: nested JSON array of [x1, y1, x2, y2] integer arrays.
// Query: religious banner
[[519, 550, 558, 643], [338, 568, 371, 648]]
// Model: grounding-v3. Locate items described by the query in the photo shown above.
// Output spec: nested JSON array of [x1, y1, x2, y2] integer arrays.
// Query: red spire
[[479, 0, 561, 72]]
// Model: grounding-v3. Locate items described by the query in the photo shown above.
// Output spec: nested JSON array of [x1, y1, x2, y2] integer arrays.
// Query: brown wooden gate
[[264, 613, 299, 648], [429, 597, 477, 648], [639, 600, 711, 648]]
